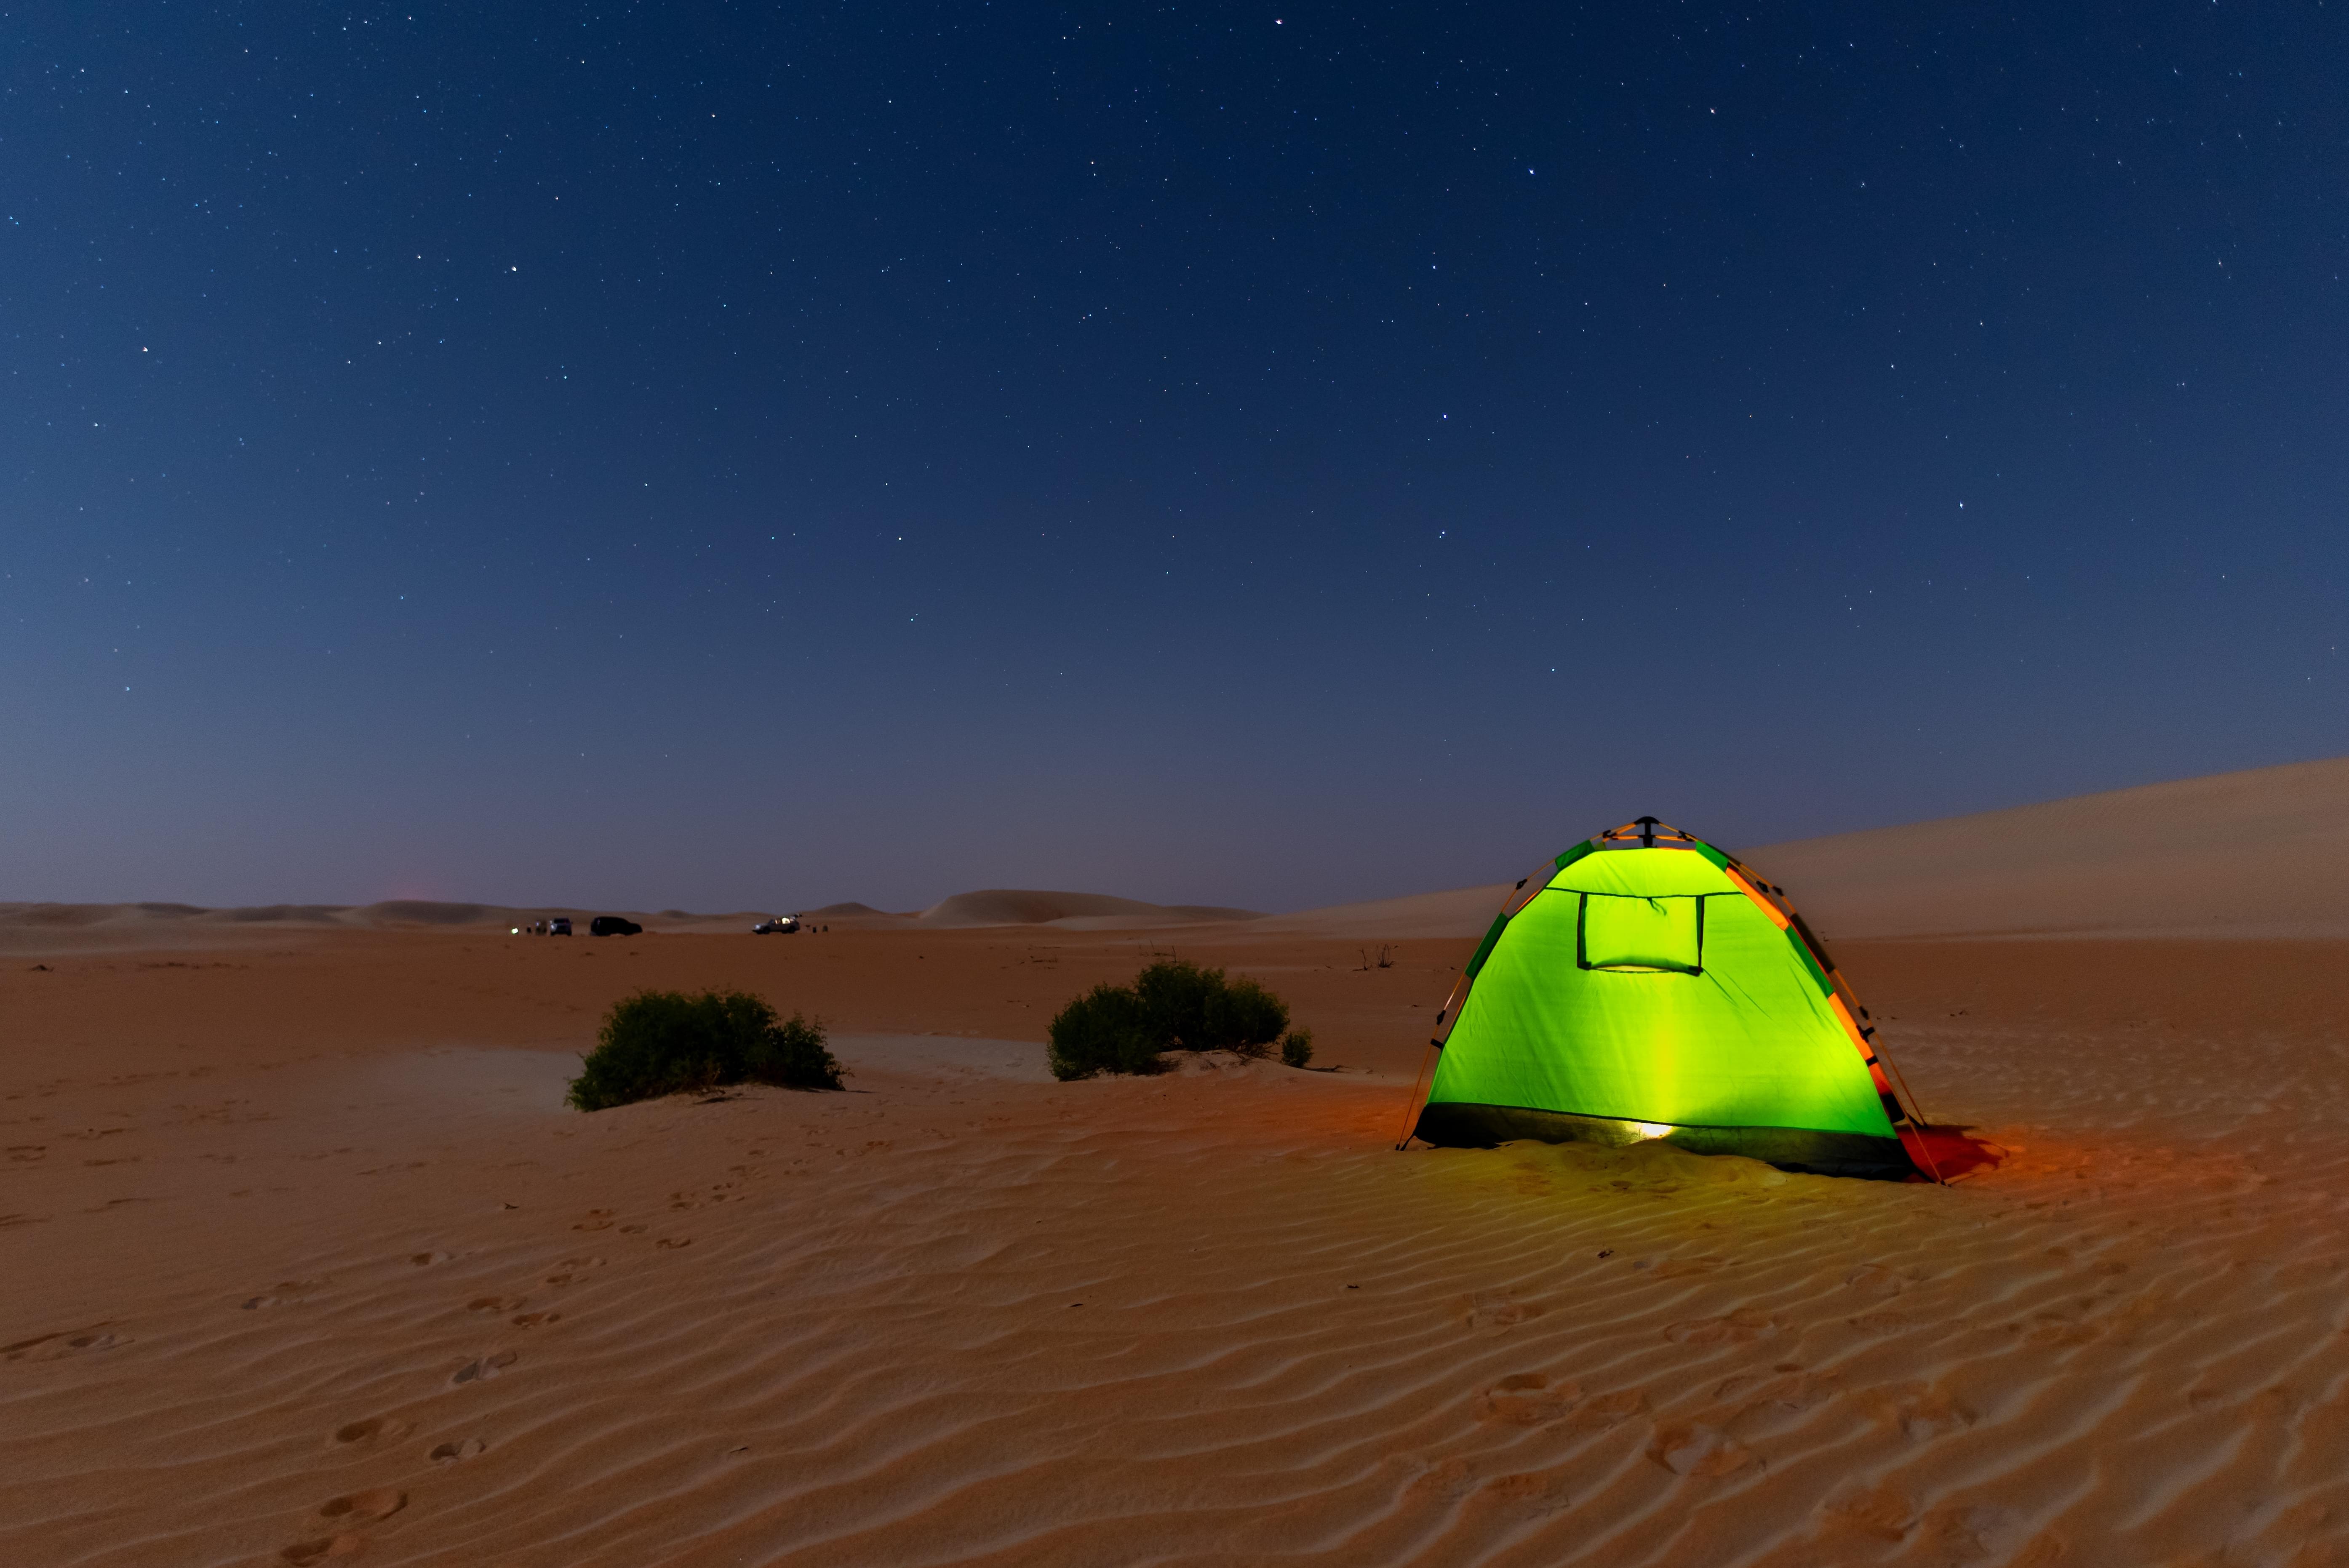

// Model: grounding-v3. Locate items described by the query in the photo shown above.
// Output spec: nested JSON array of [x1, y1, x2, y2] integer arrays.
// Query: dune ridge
[[1746, 755, 2349, 939], [917, 888, 1263, 929], [8, 755, 2343, 955], [0, 889, 1265, 953], [1263, 754, 2349, 943], [0, 902, 780, 957]]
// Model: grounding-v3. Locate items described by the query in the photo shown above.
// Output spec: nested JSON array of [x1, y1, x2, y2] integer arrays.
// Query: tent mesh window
[[1575, 893, 1705, 975]]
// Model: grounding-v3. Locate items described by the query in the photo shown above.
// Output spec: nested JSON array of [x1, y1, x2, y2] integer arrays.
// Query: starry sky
[[7, 3, 2346, 913]]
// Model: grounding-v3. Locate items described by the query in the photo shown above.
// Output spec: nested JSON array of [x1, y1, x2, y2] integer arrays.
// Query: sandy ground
[[6, 915, 2349, 1568]]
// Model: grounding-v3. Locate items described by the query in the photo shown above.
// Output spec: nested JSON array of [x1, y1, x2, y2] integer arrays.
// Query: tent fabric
[[1411, 820, 1927, 1180]]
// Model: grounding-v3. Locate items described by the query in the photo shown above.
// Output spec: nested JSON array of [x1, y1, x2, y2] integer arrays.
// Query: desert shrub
[[1207, 976, 1289, 1056], [1047, 982, 1163, 1080], [1129, 960, 1290, 1054], [1134, 960, 1223, 1049], [1048, 962, 1296, 1078], [566, 989, 842, 1110], [1281, 1029, 1315, 1068], [739, 1011, 841, 1090]]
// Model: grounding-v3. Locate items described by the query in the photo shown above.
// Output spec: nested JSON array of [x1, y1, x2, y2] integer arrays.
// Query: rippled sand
[[4, 929, 2346, 1566]]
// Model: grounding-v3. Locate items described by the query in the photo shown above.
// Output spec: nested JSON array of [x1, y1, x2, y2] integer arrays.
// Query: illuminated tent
[[1409, 818, 1935, 1180]]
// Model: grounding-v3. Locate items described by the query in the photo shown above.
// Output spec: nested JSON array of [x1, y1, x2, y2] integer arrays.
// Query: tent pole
[[1394, 1042, 1438, 1151], [1879, 1045, 1932, 1131], [1875, 1043, 1947, 1183]]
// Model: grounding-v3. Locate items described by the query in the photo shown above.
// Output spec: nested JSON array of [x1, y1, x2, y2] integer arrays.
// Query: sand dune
[[920, 888, 1168, 925], [1267, 755, 2349, 943], [1746, 755, 2349, 939], [1253, 883, 1514, 941], [918, 888, 1263, 929]]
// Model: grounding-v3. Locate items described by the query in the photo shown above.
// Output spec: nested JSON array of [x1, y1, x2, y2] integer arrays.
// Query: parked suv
[[751, 915, 800, 934]]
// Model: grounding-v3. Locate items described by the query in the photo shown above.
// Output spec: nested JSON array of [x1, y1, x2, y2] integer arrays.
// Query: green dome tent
[[1407, 818, 1938, 1181]]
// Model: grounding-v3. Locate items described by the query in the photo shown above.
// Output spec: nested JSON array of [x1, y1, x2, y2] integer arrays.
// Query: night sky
[[8, 3, 2346, 913]]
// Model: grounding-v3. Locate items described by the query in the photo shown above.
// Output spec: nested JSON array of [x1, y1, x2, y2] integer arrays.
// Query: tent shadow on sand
[[1908, 1124, 2008, 1182]]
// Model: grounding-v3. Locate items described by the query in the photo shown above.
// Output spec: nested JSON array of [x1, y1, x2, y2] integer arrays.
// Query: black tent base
[[1412, 1101, 1920, 1182]]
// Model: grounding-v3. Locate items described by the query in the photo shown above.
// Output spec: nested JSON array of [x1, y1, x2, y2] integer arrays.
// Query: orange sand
[[10, 757, 2349, 1564], [6, 914, 2349, 1566]]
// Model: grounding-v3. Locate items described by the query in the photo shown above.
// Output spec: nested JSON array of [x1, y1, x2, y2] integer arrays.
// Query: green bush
[[566, 988, 842, 1110], [1280, 1029, 1315, 1068], [1207, 976, 1289, 1056], [1046, 961, 1295, 1080], [1134, 959, 1222, 1048], [1046, 982, 1164, 1080], [1133, 960, 1290, 1053]]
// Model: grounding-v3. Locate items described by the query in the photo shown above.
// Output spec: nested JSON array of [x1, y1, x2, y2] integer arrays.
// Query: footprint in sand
[[1844, 1264, 1906, 1299], [281, 1535, 363, 1565], [409, 1251, 452, 1267], [467, 1296, 524, 1314], [619, 1224, 648, 1235], [572, 1211, 615, 1232], [1475, 1470, 1573, 1518], [1567, 1389, 1648, 1432], [1822, 1480, 1916, 1541], [1665, 1308, 1780, 1345], [1463, 1291, 1545, 1330], [5, 1331, 128, 1362], [1479, 1373, 1583, 1427], [430, 1437, 487, 1462], [1647, 1421, 1759, 1478], [328, 1416, 414, 1450], [318, 1488, 406, 1523], [544, 1256, 603, 1285], [511, 1311, 561, 1328], [1920, 1504, 2029, 1558], [246, 1278, 327, 1310], [656, 1237, 691, 1251], [1861, 1381, 1977, 1440], [451, 1350, 518, 1386], [1403, 1456, 1480, 1504], [1712, 1367, 1840, 1418]]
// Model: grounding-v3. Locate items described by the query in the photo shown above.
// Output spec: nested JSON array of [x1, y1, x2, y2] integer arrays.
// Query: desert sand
[[6, 759, 2349, 1566]]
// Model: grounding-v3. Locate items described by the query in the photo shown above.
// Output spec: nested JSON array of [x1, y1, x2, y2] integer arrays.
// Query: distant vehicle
[[548, 917, 573, 936], [752, 915, 800, 934], [590, 916, 642, 937]]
